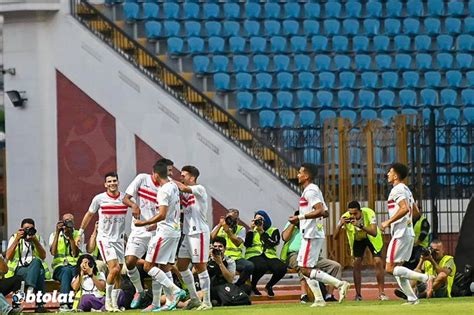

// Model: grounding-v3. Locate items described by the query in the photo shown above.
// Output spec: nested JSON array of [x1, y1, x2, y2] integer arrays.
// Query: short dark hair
[[182, 165, 200, 180], [213, 236, 227, 248], [348, 201, 361, 210], [153, 161, 168, 178], [390, 163, 409, 180], [158, 158, 174, 167], [431, 239, 442, 245], [104, 172, 118, 181], [21, 218, 35, 227], [76, 254, 98, 276], [301, 163, 318, 181]]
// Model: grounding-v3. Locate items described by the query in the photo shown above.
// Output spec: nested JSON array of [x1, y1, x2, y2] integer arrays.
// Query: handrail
[[70, 0, 300, 193]]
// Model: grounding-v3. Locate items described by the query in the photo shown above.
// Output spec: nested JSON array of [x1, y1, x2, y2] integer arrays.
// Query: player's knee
[[125, 257, 135, 270]]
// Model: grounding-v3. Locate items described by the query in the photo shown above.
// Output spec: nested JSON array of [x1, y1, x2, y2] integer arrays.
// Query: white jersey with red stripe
[[155, 181, 181, 238], [299, 183, 328, 239], [88, 191, 128, 241], [387, 183, 416, 239], [180, 184, 210, 235], [125, 173, 160, 236]]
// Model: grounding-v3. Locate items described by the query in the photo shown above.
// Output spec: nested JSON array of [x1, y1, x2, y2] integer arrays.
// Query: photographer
[[244, 210, 287, 296], [404, 214, 431, 270], [211, 209, 254, 287], [5, 218, 50, 313], [49, 213, 81, 311]]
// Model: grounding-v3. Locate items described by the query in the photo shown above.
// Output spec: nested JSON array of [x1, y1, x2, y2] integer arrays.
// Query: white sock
[[306, 277, 324, 302], [152, 279, 162, 307], [393, 266, 429, 283], [111, 289, 120, 308], [310, 269, 343, 288], [198, 270, 211, 305], [127, 267, 144, 293], [180, 269, 199, 300], [395, 275, 418, 302], [148, 267, 180, 294], [106, 283, 114, 303]]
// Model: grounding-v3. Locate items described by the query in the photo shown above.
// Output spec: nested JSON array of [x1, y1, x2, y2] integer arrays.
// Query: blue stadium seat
[[264, 2, 280, 19], [164, 21, 180, 37], [427, 0, 444, 16], [340, 109, 357, 123], [421, 89, 438, 106], [270, 36, 287, 53], [444, 107, 461, 124], [334, 55, 351, 70], [324, 19, 341, 35], [183, 3, 199, 19], [282, 130, 299, 148], [386, 0, 402, 17], [277, 92, 294, 109], [343, 19, 360, 36], [208, 36, 225, 53], [367, 1, 382, 17], [381, 109, 398, 125], [374, 35, 390, 52], [213, 73, 230, 91], [212, 55, 228, 72], [203, 3, 220, 19], [143, 3, 159, 20], [317, 91, 333, 107], [462, 89, 474, 106], [381, 72, 399, 88], [304, 3, 320, 19], [123, 3, 139, 22], [145, 21, 161, 40], [325, 1, 342, 18], [304, 148, 321, 164], [401, 108, 418, 117], [223, 3, 240, 19], [446, 18, 462, 34], [415, 35, 431, 51], [424, 71, 441, 88], [297, 91, 314, 108], [355, 54, 371, 70], [403, 71, 419, 88], [319, 109, 337, 125], [304, 20, 320, 36], [167, 37, 183, 54], [229, 36, 245, 54], [359, 90, 376, 108], [340, 72, 356, 89], [264, 20, 281, 36], [450, 146, 467, 164], [441, 89, 457, 106], [256, 92, 273, 109], [457, 35, 473, 52], [346, 1, 362, 18], [361, 72, 378, 89], [424, 18, 441, 35], [457, 53, 473, 69], [400, 89, 417, 107], [447, 1, 464, 16], [353, 36, 369, 52], [291, 36, 307, 52], [379, 90, 395, 107], [437, 35, 454, 51], [279, 110, 296, 128], [298, 72, 315, 89], [274, 55, 290, 72], [465, 107, 474, 124], [163, 2, 179, 19], [259, 110, 276, 128], [403, 18, 420, 35], [385, 18, 401, 36], [319, 72, 335, 89], [361, 109, 378, 120], [395, 54, 412, 70], [256, 73, 272, 89], [245, 3, 261, 19], [467, 71, 474, 87], [235, 72, 252, 90], [277, 72, 293, 89], [338, 91, 355, 108], [243, 20, 260, 36], [416, 53, 433, 70], [364, 19, 380, 35], [233, 55, 249, 72], [223, 22, 239, 37], [283, 20, 299, 36], [394, 35, 411, 52], [437, 53, 454, 69], [312, 36, 328, 52], [295, 54, 311, 71], [332, 36, 349, 52], [315, 55, 331, 71], [250, 37, 267, 53], [193, 56, 209, 74], [205, 21, 221, 37], [185, 22, 201, 37], [446, 70, 462, 88], [284, 3, 301, 19], [376, 55, 392, 70], [237, 92, 253, 111], [300, 110, 317, 127], [407, 0, 423, 17]]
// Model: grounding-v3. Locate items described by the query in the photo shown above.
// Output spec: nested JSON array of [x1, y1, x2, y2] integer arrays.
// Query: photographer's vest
[[414, 216, 430, 248], [424, 255, 456, 297], [245, 227, 278, 260], [51, 230, 81, 271], [342, 208, 383, 256], [5, 234, 51, 279], [280, 226, 300, 262], [217, 225, 245, 260]]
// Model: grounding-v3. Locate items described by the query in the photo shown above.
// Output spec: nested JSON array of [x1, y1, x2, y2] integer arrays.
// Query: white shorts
[[97, 239, 124, 264], [125, 233, 152, 258], [386, 234, 415, 263], [178, 232, 210, 264], [145, 234, 180, 265], [297, 238, 324, 268]]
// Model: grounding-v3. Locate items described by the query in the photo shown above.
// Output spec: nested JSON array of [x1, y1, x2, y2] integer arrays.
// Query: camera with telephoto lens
[[212, 248, 222, 256], [254, 218, 264, 226], [224, 215, 237, 229], [22, 227, 37, 239], [421, 247, 433, 257], [63, 219, 74, 230]]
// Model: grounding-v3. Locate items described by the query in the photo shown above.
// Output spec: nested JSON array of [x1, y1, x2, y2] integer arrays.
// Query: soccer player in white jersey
[[134, 161, 186, 312], [289, 163, 350, 307], [381, 163, 432, 305], [175, 165, 212, 311], [78, 172, 129, 312]]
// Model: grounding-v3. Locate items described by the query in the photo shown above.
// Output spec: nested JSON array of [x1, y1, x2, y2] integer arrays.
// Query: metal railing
[[70, 0, 300, 192]]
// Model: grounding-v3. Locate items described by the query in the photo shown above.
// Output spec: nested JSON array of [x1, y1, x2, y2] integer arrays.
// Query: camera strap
[[17, 239, 34, 267]]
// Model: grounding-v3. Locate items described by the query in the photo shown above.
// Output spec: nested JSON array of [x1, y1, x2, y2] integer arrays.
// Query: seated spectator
[[86, 221, 108, 275], [210, 209, 254, 288], [206, 237, 236, 305], [5, 218, 50, 313], [49, 213, 81, 312], [0, 255, 22, 314], [244, 210, 287, 296]]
